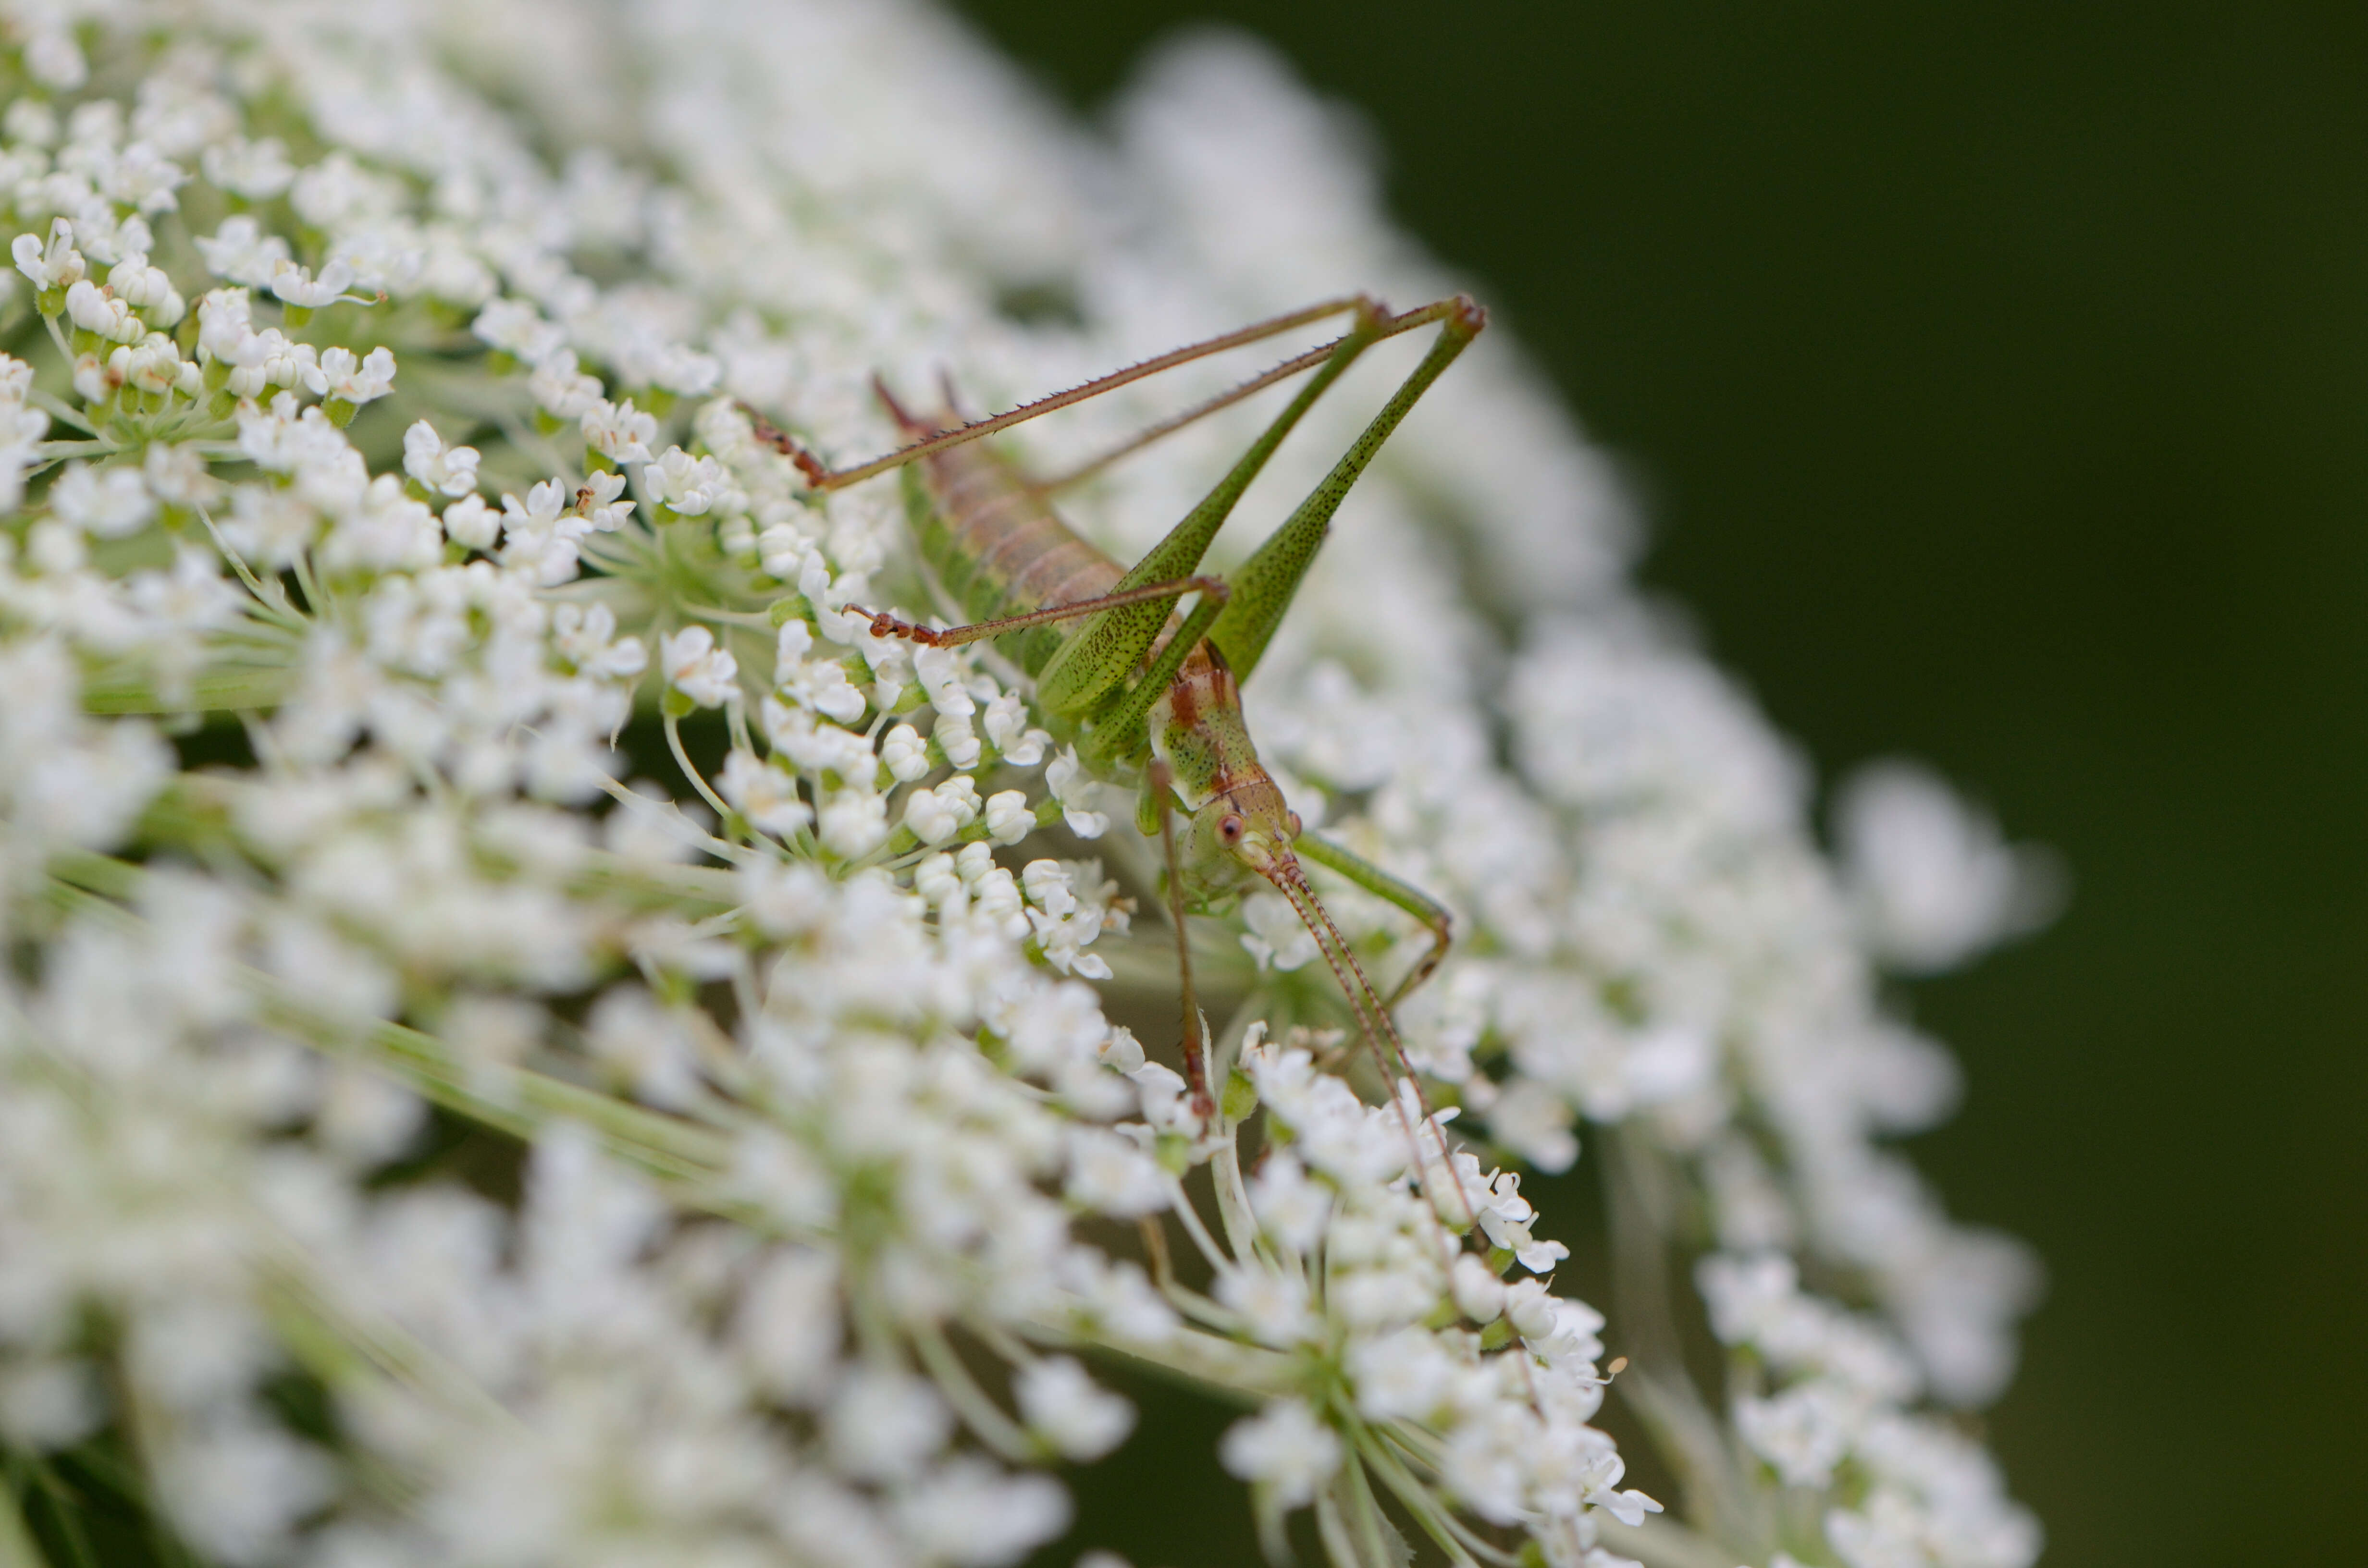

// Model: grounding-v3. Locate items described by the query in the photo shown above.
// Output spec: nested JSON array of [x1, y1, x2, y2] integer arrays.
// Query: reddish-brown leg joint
[[738, 401, 831, 488], [841, 607, 948, 646]]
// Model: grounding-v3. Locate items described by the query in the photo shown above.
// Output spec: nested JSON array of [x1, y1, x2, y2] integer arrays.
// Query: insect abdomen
[[899, 430, 1123, 679]]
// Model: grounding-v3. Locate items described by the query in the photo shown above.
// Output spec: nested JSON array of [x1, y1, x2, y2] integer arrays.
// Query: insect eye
[[1219, 814, 1245, 844], [1286, 810, 1303, 839]]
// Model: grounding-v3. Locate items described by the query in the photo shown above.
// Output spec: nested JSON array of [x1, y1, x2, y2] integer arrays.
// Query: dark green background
[[955, 3, 2368, 1565]]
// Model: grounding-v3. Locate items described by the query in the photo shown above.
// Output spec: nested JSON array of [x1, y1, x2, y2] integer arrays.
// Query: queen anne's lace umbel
[[0, 4, 2046, 1567]]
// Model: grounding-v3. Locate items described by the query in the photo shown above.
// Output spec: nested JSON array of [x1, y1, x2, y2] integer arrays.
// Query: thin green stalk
[[1605, 1126, 1759, 1548], [36, 312, 73, 368], [27, 388, 99, 435], [27, 440, 111, 462], [1163, 1172, 1235, 1274], [1208, 1123, 1265, 1266], [592, 772, 758, 866], [262, 1262, 519, 1440], [1019, 1323, 1292, 1401], [677, 600, 775, 627], [79, 663, 296, 715], [1314, 1480, 1365, 1568], [23, 1462, 95, 1568], [664, 710, 738, 825], [912, 1322, 1034, 1462], [1595, 1515, 1755, 1568], [1355, 1425, 1508, 1568], [0, 1480, 48, 1568], [289, 548, 326, 618], [194, 504, 312, 626], [1341, 1449, 1408, 1568]]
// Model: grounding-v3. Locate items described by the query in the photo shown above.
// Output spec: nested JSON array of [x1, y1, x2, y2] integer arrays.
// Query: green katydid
[[749, 293, 1484, 1117]]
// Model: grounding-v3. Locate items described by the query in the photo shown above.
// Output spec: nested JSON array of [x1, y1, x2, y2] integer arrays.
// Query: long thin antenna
[[1035, 342, 1346, 492], [1266, 858, 1481, 1237], [1041, 298, 1472, 491], [766, 296, 1370, 489], [746, 295, 1472, 494]]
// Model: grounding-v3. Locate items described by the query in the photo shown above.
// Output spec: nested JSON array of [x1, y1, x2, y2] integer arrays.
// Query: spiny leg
[[756, 296, 1479, 724], [1036, 294, 1480, 492], [1262, 859, 1482, 1237], [921, 294, 1412, 724], [747, 294, 1470, 495], [1148, 757, 1213, 1117], [1073, 295, 1487, 765], [846, 574, 1228, 649], [1074, 579, 1231, 773], [746, 294, 1382, 490], [1035, 299, 1395, 714], [1209, 294, 1487, 681], [1295, 830, 1453, 1009], [763, 297, 1484, 1192]]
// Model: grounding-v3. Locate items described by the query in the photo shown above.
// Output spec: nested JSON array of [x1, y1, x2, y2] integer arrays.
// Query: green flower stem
[[1314, 1485, 1368, 1568], [664, 710, 738, 825], [1595, 1515, 1751, 1568], [591, 772, 759, 867], [37, 851, 1315, 1450], [1352, 1424, 1498, 1568], [1605, 1128, 1759, 1543], [1207, 1123, 1265, 1266], [1341, 1447, 1410, 1568], [0, 1482, 44, 1568], [912, 1321, 1036, 1462], [39, 862, 737, 1188], [78, 663, 297, 715], [261, 1260, 523, 1442]]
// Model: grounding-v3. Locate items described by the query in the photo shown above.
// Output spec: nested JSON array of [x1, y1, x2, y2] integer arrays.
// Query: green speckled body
[[872, 294, 1482, 1023], [897, 443, 1123, 681], [893, 404, 1261, 821]]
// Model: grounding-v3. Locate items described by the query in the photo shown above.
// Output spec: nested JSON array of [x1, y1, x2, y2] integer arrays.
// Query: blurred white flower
[[403, 419, 482, 497], [659, 625, 740, 708], [1220, 1399, 1341, 1508], [1015, 1357, 1135, 1461], [1834, 759, 2066, 973]]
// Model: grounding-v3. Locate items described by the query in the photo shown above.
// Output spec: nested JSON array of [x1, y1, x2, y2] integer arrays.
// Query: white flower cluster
[[1063, 36, 2055, 1565], [0, 3, 2047, 1568], [1206, 1029, 1662, 1565], [1700, 1256, 2042, 1568], [1832, 760, 2063, 977]]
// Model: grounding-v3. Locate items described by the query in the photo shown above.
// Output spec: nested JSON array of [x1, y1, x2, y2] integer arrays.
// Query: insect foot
[[843, 605, 949, 645], [735, 399, 831, 486]]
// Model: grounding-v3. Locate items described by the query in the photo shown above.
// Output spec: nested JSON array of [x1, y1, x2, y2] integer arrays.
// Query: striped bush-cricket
[[750, 294, 1484, 1181]]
